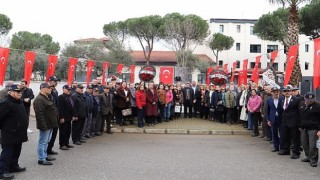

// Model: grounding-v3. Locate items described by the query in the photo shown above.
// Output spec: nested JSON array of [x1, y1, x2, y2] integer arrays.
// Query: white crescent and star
[[317, 50, 320, 57], [289, 56, 295, 61], [0, 57, 5, 65], [163, 69, 170, 78], [70, 65, 75, 71], [49, 63, 54, 69]]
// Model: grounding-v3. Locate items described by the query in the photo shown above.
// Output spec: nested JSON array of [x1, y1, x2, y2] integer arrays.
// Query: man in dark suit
[[182, 82, 194, 118], [191, 81, 198, 117], [266, 87, 284, 152], [99, 86, 115, 134], [278, 85, 301, 159]]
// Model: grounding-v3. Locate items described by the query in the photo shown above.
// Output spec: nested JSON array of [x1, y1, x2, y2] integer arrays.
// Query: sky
[[0, 0, 282, 50]]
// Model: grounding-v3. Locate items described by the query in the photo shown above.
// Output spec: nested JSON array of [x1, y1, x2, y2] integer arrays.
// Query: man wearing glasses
[[0, 84, 28, 179]]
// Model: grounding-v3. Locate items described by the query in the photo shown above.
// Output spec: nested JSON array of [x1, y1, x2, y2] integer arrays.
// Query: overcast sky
[[1, 0, 282, 50]]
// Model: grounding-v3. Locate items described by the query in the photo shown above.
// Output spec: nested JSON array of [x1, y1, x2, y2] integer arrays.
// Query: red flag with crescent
[[238, 70, 244, 86], [284, 45, 299, 86], [231, 62, 237, 82], [251, 55, 261, 84], [160, 67, 174, 84], [313, 38, 320, 89], [270, 50, 278, 64], [130, 65, 135, 84], [223, 64, 228, 74], [67, 58, 78, 85], [24, 51, 36, 86], [242, 59, 248, 85], [206, 67, 213, 85], [0, 48, 10, 86], [86, 60, 95, 86], [102, 62, 110, 86], [117, 64, 124, 75], [45, 55, 58, 82]]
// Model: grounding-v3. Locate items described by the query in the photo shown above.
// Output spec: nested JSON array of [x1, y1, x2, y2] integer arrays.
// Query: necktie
[[285, 98, 289, 109]]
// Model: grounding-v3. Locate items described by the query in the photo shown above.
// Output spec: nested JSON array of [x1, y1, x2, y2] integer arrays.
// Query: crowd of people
[[0, 76, 320, 179]]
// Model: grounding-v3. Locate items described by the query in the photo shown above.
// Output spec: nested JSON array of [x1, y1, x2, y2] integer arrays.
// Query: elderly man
[[299, 92, 320, 167], [33, 83, 58, 165], [0, 84, 28, 179], [0, 81, 14, 101]]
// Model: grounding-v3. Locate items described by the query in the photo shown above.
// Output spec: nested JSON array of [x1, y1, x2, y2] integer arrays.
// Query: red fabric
[[206, 67, 213, 85], [0, 48, 10, 86], [216, 66, 220, 70], [130, 65, 135, 83], [251, 56, 261, 84], [231, 62, 236, 82], [117, 64, 124, 75], [86, 60, 95, 86], [242, 59, 248, 85], [135, 90, 146, 109], [284, 45, 299, 86], [24, 51, 36, 86], [238, 70, 243, 86], [223, 64, 228, 74], [270, 50, 278, 64], [159, 67, 174, 84], [101, 62, 110, 86], [45, 55, 58, 82], [313, 38, 320, 89], [67, 58, 78, 85]]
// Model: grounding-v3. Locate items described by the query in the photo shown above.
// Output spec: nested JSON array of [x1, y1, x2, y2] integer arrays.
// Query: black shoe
[[66, 145, 74, 148], [0, 173, 14, 179], [47, 150, 58, 155], [84, 134, 91, 138], [80, 140, 86, 143], [73, 141, 81, 145], [259, 135, 265, 138], [290, 154, 300, 159], [271, 149, 279, 152], [310, 162, 318, 167], [278, 150, 290, 155], [46, 157, 56, 161], [59, 146, 69, 150], [106, 131, 113, 134], [10, 166, 26, 173], [251, 134, 259, 137], [301, 158, 310, 162], [94, 132, 102, 136], [38, 160, 53, 165]]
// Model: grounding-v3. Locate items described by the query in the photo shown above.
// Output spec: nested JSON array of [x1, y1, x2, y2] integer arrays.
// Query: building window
[[250, 26, 254, 35], [198, 73, 206, 84], [219, 60, 223, 67], [250, 62, 255, 68], [284, 63, 286, 70], [236, 25, 241, 33], [267, 45, 278, 53], [236, 43, 240, 51], [305, 44, 309, 52], [219, 25, 224, 33], [305, 62, 309, 70], [250, 44, 261, 53], [236, 61, 240, 68], [188, 74, 192, 82], [273, 63, 278, 71]]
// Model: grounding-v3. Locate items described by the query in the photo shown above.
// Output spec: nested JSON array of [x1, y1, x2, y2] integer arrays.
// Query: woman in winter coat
[[116, 81, 132, 126], [145, 82, 158, 126], [247, 89, 262, 137], [239, 84, 248, 128], [135, 84, 146, 128], [164, 85, 173, 122]]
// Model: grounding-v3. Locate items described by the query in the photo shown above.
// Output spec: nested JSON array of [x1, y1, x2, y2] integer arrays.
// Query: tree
[[0, 13, 13, 43], [162, 13, 209, 67], [299, 0, 320, 39], [126, 15, 163, 65], [103, 21, 128, 46], [207, 33, 234, 65]]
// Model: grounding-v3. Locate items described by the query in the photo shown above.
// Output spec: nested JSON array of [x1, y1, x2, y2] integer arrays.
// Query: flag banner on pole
[[117, 64, 124, 75], [313, 38, 320, 89], [102, 62, 110, 86], [283, 45, 299, 86], [24, 51, 36, 86], [206, 67, 213, 85], [242, 59, 248, 85], [45, 55, 58, 82], [159, 67, 174, 84], [0, 48, 10, 86], [67, 58, 78, 85], [86, 60, 95, 86], [231, 62, 237, 82], [130, 65, 135, 83], [251, 55, 261, 84], [223, 64, 228, 74], [270, 50, 278, 64]]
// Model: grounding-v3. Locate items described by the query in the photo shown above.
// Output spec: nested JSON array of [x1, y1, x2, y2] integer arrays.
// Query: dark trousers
[[193, 102, 199, 117], [47, 127, 58, 152], [0, 143, 22, 174], [93, 113, 102, 134], [72, 117, 85, 142], [24, 106, 30, 128], [301, 129, 319, 163], [101, 113, 112, 133], [184, 103, 192, 118], [159, 104, 165, 122], [251, 112, 261, 135], [137, 106, 146, 127], [59, 119, 72, 147], [227, 107, 237, 123], [280, 125, 300, 155], [271, 117, 282, 150]]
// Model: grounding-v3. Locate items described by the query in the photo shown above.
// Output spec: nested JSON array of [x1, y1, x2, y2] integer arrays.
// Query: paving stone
[[111, 128, 122, 133], [144, 129, 166, 134], [167, 129, 188, 134], [123, 128, 144, 133], [189, 130, 210, 135], [232, 130, 251, 135], [211, 130, 232, 135]]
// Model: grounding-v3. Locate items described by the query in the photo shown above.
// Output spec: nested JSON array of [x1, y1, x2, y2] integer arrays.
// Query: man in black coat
[[0, 84, 28, 179], [182, 82, 194, 118], [20, 80, 34, 133], [278, 85, 301, 159]]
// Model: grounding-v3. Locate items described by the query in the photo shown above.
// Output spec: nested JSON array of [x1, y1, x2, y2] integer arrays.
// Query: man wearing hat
[[266, 87, 284, 152], [47, 76, 60, 155], [299, 92, 320, 167], [82, 85, 94, 139], [292, 86, 304, 102], [57, 85, 76, 150], [278, 85, 301, 159], [0, 81, 14, 101], [33, 83, 58, 165], [0, 85, 28, 179]]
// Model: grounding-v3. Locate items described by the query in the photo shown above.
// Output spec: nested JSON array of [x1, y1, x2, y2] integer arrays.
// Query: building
[[194, 18, 314, 93]]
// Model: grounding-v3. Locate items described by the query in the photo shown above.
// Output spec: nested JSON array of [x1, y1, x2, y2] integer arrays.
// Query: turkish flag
[[270, 50, 278, 64], [102, 62, 110, 86], [0, 48, 10, 86], [86, 60, 95, 86], [160, 67, 174, 84], [45, 55, 58, 82], [242, 59, 248, 85], [230, 62, 237, 82], [313, 38, 320, 89], [223, 64, 228, 74], [24, 51, 36, 86], [117, 64, 124, 75], [238, 70, 243, 86], [251, 55, 261, 84], [130, 65, 135, 83], [206, 67, 213, 85], [216, 65, 220, 70], [67, 58, 78, 85], [284, 45, 299, 86]]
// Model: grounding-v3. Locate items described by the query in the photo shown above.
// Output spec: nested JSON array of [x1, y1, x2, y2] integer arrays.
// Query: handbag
[[122, 108, 132, 116], [175, 105, 181, 113]]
